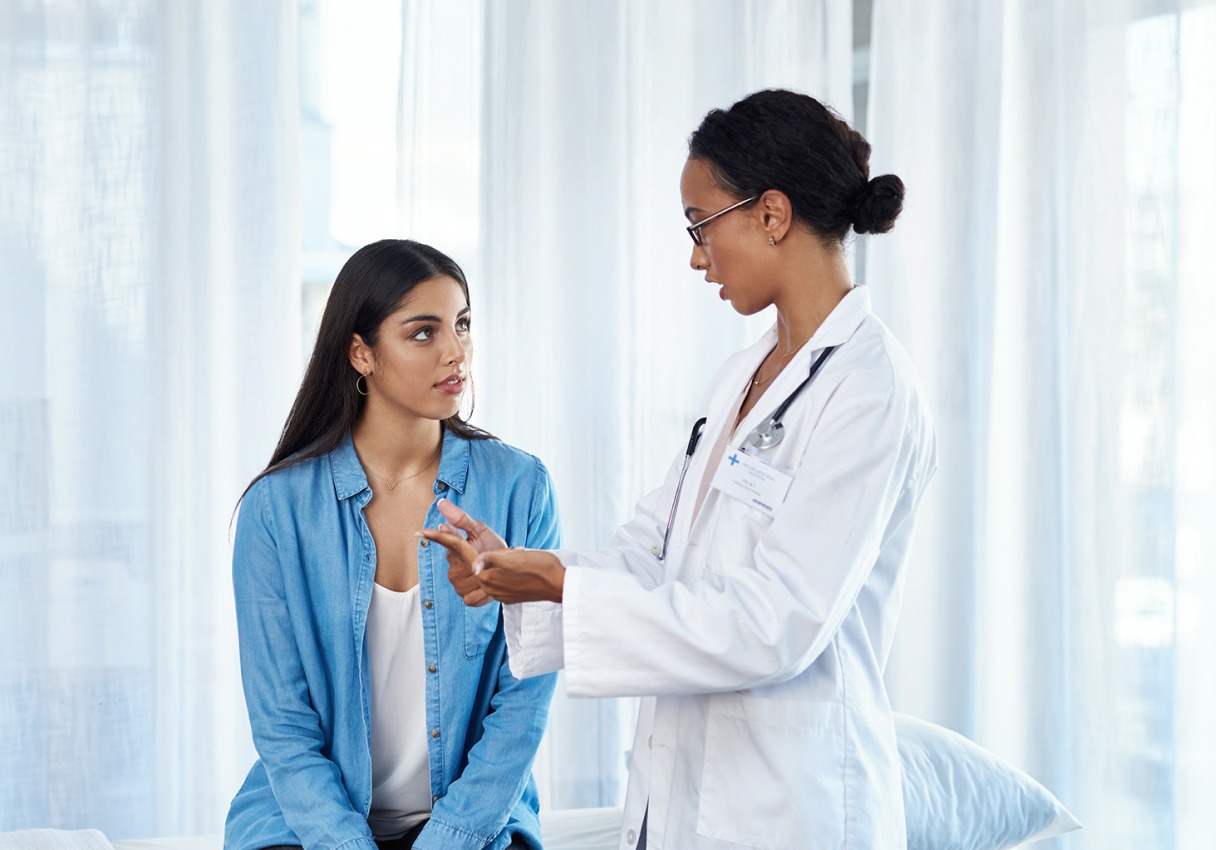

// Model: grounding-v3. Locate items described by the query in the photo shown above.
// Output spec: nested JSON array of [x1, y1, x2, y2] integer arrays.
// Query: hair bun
[[850, 173, 905, 234]]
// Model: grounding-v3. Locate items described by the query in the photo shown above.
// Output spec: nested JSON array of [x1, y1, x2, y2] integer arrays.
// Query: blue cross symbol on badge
[[728, 454, 740, 466]]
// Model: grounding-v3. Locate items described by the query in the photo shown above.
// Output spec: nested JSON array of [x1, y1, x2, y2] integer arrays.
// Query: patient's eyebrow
[[400, 306, 472, 324]]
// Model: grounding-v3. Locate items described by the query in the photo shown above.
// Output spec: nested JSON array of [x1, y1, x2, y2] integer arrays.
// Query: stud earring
[[767, 236, 776, 246]]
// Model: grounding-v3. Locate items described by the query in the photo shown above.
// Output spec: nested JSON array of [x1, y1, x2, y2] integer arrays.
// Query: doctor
[[420, 89, 937, 850]]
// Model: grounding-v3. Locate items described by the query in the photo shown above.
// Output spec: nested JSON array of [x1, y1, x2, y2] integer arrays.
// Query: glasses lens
[[689, 226, 703, 246]]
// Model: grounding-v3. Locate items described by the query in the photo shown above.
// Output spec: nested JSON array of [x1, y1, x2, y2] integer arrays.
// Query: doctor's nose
[[690, 245, 708, 271]]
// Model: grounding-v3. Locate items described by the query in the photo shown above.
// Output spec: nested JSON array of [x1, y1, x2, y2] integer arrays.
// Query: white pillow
[[542, 806, 622, 850], [896, 713, 1082, 850]]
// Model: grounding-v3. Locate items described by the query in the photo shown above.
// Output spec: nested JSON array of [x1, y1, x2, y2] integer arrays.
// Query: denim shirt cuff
[[332, 838, 380, 850], [412, 817, 497, 850]]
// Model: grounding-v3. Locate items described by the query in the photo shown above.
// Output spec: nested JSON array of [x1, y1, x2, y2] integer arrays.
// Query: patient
[[225, 239, 559, 850]]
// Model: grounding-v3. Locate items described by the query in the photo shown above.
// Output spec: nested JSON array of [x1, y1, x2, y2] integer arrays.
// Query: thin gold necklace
[[362, 444, 442, 491], [751, 345, 801, 387]]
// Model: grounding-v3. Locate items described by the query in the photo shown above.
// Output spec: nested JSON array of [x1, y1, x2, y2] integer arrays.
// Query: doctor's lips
[[434, 373, 466, 395]]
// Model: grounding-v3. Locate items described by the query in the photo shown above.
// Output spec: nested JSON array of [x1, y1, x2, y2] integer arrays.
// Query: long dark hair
[[245, 239, 491, 497], [688, 88, 904, 242]]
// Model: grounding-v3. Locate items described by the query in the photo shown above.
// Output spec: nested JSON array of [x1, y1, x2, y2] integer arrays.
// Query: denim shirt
[[225, 428, 560, 850]]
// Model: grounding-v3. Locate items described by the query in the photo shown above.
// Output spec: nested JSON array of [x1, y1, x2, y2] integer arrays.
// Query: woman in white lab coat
[[420, 89, 937, 850]]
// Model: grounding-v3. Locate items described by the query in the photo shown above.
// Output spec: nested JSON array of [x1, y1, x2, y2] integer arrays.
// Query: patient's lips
[[435, 373, 465, 395]]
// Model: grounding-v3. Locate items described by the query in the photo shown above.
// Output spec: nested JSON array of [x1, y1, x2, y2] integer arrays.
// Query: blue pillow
[[896, 713, 1082, 850]]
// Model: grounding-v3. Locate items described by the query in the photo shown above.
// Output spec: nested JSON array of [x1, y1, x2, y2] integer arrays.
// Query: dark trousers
[[373, 819, 429, 850]]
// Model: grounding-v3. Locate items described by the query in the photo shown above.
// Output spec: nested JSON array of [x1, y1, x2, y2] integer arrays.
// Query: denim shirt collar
[[329, 425, 471, 501]]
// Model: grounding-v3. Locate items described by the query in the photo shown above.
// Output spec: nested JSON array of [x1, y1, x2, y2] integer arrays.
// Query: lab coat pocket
[[703, 497, 775, 577], [697, 696, 845, 849], [463, 601, 500, 658]]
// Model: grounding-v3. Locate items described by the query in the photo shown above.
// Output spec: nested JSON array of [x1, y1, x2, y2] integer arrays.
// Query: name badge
[[710, 446, 794, 516]]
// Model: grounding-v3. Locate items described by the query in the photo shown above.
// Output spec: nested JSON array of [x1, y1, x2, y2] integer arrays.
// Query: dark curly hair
[[688, 89, 904, 242]]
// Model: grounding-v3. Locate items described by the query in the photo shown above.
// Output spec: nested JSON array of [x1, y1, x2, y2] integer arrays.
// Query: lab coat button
[[650, 545, 660, 556], [626, 829, 637, 845]]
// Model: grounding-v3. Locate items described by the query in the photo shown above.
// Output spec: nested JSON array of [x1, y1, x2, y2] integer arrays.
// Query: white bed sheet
[[0, 808, 623, 850]]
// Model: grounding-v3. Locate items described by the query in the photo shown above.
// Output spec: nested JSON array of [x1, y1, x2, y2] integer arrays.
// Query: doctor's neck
[[770, 234, 854, 355]]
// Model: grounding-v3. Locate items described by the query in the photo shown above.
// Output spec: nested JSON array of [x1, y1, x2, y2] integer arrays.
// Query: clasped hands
[[416, 498, 565, 606]]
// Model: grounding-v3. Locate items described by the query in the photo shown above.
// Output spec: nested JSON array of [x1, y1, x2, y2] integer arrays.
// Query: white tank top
[[366, 582, 432, 839]]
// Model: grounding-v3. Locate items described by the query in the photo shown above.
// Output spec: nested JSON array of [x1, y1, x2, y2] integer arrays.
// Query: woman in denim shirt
[[225, 240, 559, 850]]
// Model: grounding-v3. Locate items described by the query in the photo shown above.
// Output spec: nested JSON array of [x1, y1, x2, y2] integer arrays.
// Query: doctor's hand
[[470, 548, 566, 605], [434, 498, 507, 554], [417, 498, 507, 607]]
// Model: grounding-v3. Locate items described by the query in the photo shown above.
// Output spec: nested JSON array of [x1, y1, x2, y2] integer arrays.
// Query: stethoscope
[[657, 345, 836, 560]]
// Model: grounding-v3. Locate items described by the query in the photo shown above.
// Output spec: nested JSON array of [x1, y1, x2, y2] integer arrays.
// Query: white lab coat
[[505, 287, 937, 850]]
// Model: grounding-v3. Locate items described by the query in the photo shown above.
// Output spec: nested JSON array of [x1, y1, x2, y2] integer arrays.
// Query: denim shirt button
[[423, 600, 434, 609], [431, 728, 441, 739], [419, 539, 430, 548], [436, 481, 448, 493], [427, 664, 437, 673]]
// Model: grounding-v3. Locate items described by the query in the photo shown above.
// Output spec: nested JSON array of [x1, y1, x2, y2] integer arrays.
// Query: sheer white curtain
[[0, 0, 299, 837], [395, 0, 855, 808], [865, 1, 1216, 846], [1, 0, 859, 831]]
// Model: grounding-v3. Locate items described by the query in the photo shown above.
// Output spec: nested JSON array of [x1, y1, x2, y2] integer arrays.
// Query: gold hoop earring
[[355, 373, 369, 396], [767, 236, 776, 246]]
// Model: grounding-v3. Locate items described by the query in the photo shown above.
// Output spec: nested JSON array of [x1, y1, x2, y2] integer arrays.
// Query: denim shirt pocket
[[463, 601, 500, 657]]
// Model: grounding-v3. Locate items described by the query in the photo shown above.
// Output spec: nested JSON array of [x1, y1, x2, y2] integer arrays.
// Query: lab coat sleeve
[[560, 366, 931, 697], [232, 480, 378, 850], [503, 451, 685, 679]]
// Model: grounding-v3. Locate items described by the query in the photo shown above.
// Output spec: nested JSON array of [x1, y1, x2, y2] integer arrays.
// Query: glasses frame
[[686, 195, 760, 245]]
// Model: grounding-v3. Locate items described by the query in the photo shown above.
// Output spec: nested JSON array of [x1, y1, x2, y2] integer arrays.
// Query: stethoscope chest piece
[[747, 417, 785, 450], [744, 344, 838, 452]]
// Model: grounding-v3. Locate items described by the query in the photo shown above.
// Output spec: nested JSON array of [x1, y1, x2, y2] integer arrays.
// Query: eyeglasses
[[686, 196, 759, 246]]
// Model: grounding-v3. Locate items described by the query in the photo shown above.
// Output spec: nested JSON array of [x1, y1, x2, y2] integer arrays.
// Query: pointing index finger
[[437, 498, 484, 533], [416, 528, 477, 561]]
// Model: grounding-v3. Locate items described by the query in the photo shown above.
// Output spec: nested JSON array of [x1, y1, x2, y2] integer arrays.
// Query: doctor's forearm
[[474, 549, 565, 603]]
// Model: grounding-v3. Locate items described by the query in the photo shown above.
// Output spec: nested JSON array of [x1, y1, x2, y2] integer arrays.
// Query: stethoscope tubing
[[656, 345, 836, 561], [659, 416, 706, 561], [768, 345, 836, 425]]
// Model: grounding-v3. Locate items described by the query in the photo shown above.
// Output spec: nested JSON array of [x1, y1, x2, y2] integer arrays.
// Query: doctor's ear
[[759, 189, 793, 243]]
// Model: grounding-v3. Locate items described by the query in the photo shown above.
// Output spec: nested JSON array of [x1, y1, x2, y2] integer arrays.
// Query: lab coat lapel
[[731, 286, 873, 444], [660, 330, 778, 573]]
